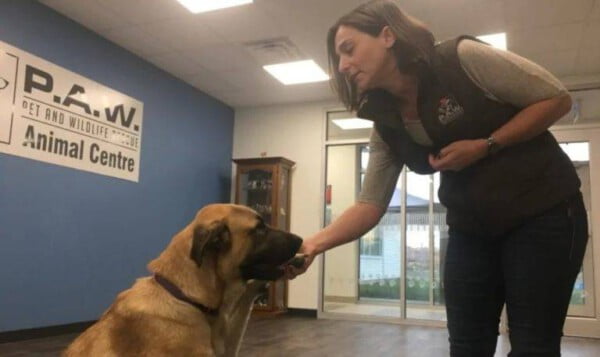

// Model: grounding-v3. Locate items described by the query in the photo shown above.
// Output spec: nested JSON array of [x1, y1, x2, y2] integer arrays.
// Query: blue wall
[[0, 0, 234, 331]]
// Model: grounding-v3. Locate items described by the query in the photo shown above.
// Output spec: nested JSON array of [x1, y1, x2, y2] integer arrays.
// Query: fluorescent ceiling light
[[332, 118, 373, 130], [477, 32, 507, 50], [176, 0, 253, 13], [263, 60, 329, 85]]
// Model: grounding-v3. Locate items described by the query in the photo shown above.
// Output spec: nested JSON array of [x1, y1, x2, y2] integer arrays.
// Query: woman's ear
[[380, 26, 396, 48]]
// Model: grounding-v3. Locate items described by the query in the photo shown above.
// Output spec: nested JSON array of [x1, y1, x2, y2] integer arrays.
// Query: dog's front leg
[[222, 280, 266, 357]]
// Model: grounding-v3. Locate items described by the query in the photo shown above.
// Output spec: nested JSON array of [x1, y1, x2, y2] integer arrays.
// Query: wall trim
[[0, 321, 95, 344], [323, 296, 357, 304], [287, 308, 318, 318]]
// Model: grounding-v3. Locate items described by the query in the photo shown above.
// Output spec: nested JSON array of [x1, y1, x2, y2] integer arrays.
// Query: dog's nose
[[290, 235, 303, 253]]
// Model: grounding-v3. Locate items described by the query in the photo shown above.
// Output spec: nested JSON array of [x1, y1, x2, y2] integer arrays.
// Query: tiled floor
[[1, 315, 599, 356]]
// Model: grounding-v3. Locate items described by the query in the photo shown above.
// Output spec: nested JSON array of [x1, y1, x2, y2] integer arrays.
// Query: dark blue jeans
[[444, 193, 588, 356]]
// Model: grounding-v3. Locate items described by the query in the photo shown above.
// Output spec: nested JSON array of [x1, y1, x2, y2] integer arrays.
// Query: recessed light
[[176, 0, 253, 14], [332, 118, 373, 130], [477, 32, 507, 50], [263, 60, 329, 85]]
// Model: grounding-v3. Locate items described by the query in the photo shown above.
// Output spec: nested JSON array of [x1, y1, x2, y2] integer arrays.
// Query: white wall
[[233, 100, 337, 309]]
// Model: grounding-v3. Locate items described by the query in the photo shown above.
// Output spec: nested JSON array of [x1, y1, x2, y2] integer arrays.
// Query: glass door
[[357, 144, 401, 308], [321, 142, 447, 323], [553, 127, 600, 338], [560, 142, 595, 318], [405, 171, 447, 321]]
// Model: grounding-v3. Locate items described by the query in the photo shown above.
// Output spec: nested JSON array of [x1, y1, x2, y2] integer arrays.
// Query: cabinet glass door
[[239, 167, 273, 308], [276, 167, 289, 230], [239, 168, 273, 225]]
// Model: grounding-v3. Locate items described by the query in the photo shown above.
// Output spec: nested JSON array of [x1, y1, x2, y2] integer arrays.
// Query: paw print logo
[[0, 77, 9, 90]]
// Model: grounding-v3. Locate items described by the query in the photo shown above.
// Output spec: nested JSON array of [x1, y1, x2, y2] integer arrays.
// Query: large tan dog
[[63, 204, 303, 356]]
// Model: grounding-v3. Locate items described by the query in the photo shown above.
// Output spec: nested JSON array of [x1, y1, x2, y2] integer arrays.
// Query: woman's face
[[334, 25, 397, 92]]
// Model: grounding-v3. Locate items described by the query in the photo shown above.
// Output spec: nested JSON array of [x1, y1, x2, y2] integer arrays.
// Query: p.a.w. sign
[[0, 40, 143, 182]]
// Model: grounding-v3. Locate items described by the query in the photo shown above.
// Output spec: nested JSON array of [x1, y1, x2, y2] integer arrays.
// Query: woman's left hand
[[429, 139, 488, 171]]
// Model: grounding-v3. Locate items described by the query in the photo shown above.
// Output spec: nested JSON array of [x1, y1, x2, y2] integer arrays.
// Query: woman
[[285, 0, 589, 356]]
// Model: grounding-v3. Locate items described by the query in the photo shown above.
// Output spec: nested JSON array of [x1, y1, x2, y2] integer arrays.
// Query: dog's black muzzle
[[240, 229, 302, 281]]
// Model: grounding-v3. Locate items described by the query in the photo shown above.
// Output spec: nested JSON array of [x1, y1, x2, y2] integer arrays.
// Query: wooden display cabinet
[[232, 157, 295, 313]]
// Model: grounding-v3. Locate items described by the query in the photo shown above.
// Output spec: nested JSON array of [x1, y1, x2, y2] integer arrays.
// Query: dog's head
[[189, 204, 302, 281]]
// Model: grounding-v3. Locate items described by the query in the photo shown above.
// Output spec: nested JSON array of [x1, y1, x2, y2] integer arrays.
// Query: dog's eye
[[253, 223, 267, 235]]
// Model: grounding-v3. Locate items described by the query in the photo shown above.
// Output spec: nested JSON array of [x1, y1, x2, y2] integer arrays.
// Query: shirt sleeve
[[357, 127, 403, 208], [457, 39, 568, 108]]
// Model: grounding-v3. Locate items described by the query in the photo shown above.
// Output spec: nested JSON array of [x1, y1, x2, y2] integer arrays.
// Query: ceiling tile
[[428, 0, 507, 40], [257, 0, 341, 39], [101, 26, 174, 57], [581, 21, 600, 49], [188, 68, 240, 93], [218, 67, 278, 89], [186, 43, 258, 72], [504, 0, 594, 30], [258, 82, 335, 106], [197, 4, 285, 44], [508, 23, 584, 54], [138, 17, 225, 52], [521, 50, 577, 78], [145, 51, 204, 78], [40, 0, 128, 33], [574, 48, 600, 76], [93, 0, 189, 25], [591, 0, 600, 19]]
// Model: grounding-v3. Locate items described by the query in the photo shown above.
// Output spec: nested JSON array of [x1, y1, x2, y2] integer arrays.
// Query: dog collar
[[153, 274, 219, 316]]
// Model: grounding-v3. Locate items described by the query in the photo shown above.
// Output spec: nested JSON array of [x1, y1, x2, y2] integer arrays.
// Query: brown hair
[[327, 0, 435, 110]]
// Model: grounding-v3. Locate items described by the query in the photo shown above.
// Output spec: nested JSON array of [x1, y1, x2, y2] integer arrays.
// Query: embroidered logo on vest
[[438, 95, 464, 125], [0, 77, 9, 90]]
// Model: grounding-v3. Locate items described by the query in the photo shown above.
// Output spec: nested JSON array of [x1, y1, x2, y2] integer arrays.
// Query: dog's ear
[[190, 221, 230, 267]]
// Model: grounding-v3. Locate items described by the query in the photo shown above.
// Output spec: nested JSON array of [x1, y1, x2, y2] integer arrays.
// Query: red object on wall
[[325, 184, 332, 205]]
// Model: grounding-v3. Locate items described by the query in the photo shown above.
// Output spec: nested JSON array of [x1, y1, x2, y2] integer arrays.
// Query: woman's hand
[[284, 239, 318, 280], [428, 139, 488, 171], [282, 202, 385, 280]]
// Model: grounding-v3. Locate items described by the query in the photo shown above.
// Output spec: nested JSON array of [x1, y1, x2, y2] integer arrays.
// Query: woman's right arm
[[285, 202, 386, 279], [306, 201, 386, 255], [286, 128, 402, 278]]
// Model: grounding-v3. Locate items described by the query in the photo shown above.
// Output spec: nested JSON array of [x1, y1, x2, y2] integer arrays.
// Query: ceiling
[[38, 0, 600, 109]]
